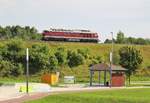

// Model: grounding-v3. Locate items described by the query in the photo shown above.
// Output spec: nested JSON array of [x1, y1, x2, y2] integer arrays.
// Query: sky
[[0, 0, 150, 42]]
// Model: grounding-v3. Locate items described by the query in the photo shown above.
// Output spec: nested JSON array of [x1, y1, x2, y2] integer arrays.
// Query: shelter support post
[[104, 71, 106, 86], [110, 69, 112, 88], [98, 71, 100, 85], [90, 70, 93, 86]]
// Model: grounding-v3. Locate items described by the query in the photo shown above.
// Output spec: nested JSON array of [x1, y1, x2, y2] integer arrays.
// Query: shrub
[[55, 47, 67, 65], [11, 63, 24, 76], [1, 39, 25, 63], [77, 48, 89, 59], [0, 61, 23, 77], [49, 55, 58, 72], [0, 61, 13, 77], [68, 51, 84, 67], [30, 43, 50, 74], [89, 56, 102, 67]]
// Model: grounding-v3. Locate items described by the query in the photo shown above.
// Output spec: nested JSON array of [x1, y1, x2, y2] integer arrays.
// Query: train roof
[[44, 28, 97, 34]]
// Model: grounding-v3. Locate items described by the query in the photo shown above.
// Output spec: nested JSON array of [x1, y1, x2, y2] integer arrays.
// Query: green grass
[[26, 88, 150, 103], [0, 75, 41, 85], [0, 41, 150, 83]]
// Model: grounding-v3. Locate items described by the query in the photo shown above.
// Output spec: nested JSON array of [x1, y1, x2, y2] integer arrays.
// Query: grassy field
[[0, 41, 150, 83], [26, 88, 150, 103]]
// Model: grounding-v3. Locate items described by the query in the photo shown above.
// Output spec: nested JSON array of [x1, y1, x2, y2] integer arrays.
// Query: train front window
[[43, 30, 49, 33]]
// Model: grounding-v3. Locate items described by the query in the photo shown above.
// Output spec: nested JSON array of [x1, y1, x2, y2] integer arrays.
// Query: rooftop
[[90, 63, 127, 71]]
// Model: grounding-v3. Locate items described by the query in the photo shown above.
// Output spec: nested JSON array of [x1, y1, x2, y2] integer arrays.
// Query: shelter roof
[[90, 63, 126, 71]]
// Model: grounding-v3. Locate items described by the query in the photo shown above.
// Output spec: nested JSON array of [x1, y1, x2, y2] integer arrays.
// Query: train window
[[43, 30, 49, 33]]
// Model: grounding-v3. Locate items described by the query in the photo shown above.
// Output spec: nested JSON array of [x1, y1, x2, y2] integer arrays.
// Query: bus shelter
[[89, 63, 126, 87]]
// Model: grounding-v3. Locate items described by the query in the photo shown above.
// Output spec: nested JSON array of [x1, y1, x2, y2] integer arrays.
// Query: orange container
[[41, 73, 59, 85]]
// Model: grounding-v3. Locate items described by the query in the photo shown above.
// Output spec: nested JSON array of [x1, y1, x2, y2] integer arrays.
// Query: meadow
[[26, 88, 150, 103]]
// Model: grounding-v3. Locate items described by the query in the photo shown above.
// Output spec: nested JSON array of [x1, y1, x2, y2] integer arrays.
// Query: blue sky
[[0, 0, 150, 42]]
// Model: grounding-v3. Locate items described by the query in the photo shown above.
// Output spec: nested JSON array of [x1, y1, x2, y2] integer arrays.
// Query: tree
[[135, 38, 146, 45], [116, 31, 125, 44], [104, 39, 112, 44], [0, 26, 4, 39], [104, 39, 116, 44], [0, 25, 42, 40], [127, 37, 136, 44], [119, 46, 143, 85]]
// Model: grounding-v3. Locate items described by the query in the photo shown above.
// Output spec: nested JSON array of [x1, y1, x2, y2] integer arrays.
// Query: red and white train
[[42, 28, 99, 43]]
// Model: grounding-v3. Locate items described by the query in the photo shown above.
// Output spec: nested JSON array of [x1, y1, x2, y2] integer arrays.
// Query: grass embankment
[[0, 41, 150, 83], [44, 42, 150, 82], [26, 88, 150, 103]]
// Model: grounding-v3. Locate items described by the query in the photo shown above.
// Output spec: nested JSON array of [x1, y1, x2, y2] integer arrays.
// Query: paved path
[[0, 83, 51, 103], [0, 93, 49, 103], [0, 86, 23, 102], [0, 86, 124, 103], [1, 86, 150, 103]]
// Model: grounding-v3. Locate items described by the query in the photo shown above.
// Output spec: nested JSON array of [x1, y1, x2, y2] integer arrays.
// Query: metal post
[[111, 32, 114, 57], [90, 69, 93, 86], [110, 52, 112, 88], [26, 48, 29, 93], [98, 71, 100, 86], [104, 71, 106, 86], [110, 32, 114, 87]]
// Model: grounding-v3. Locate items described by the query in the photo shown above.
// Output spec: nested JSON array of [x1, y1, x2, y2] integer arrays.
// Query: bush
[[0, 61, 23, 77], [77, 48, 89, 59], [11, 63, 24, 76], [55, 47, 67, 65], [1, 39, 25, 63], [0, 39, 25, 77], [30, 43, 50, 74], [68, 51, 84, 67], [89, 56, 102, 67], [49, 55, 58, 72], [0, 61, 13, 77]]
